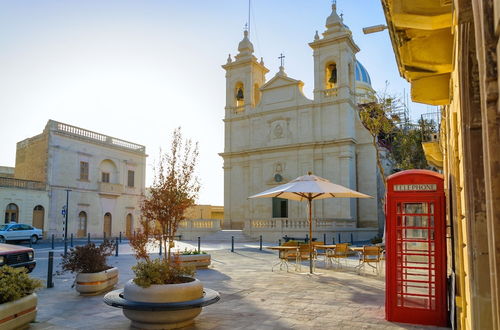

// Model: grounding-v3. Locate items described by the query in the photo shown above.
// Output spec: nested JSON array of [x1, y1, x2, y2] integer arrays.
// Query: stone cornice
[[223, 97, 358, 123], [219, 138, 357, 158]]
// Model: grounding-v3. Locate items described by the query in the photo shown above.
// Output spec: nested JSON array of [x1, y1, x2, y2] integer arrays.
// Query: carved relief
[[268, 117, 291, 141]]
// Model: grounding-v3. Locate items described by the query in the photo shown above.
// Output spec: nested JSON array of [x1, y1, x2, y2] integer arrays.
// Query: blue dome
[[355, 60, 371, 85]]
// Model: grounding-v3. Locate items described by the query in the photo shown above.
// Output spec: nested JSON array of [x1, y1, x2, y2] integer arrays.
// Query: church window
[[325, 62, 337, 89], [102, 172, 110, 183], [127, 170, 135, 187], [272, 197, 288, 218], [80, 161, 89, 181]]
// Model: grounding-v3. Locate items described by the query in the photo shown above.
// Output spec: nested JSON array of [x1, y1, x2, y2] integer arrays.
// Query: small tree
[[135, 127, 200, 264]]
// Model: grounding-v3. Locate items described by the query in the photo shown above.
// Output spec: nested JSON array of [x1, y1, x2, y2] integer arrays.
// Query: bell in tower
[[328, 64, 337, 84], [236, 87, 244, 101]]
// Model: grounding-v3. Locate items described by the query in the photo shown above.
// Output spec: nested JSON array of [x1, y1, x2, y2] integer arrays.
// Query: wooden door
[[126, 214, 133, 237], [32, 206, 44, 229], [103, 213, 112, 237]]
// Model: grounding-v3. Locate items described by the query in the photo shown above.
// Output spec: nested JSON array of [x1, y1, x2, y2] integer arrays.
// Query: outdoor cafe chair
[[357, 245, 383, 275], [331, 243, 350, 268], [295, 244, 317, 272]]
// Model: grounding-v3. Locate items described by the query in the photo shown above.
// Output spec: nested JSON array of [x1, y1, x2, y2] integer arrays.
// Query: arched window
[[5, 203, 19, 223], [99, 159, 118, 184], [103, 212, 112, 237], [33, 205, 45, 229], [78, 211, 87, 238], [126, 213, 133, 238]]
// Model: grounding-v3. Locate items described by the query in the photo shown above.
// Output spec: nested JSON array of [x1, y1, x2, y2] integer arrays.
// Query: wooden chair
[[357, 245, 383, 275], [332, 243, 350, 268]]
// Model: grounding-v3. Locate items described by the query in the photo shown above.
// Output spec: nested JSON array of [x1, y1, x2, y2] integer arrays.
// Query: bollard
[[119, 232, 122, 243], [323, 233, 326, 244], [103, 232, 106, 242], [47, 251, 54, 288], [88, 233, 90, 244], [133, 230, 136, 238], [332, 236, 335, 244], [231, 236, 234, 252], [259, 235, 262, 251], [197, 237, 201, 253], [350, 233, 354, 245], [51, 234, 55, 250], [305, 234, 309, 244], [338, 233, 341, 243], [278, 239, 282, 246], [115, 238, 119, 256], [70, 233, 73, 247], [159, 241, 162, 256]]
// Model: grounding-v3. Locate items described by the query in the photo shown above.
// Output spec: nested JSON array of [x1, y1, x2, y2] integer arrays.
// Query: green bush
[[0, 266, 43, 304], [132, 258, 195, 288], [60, 241, 115, 274], [179, 248, 207, 255]]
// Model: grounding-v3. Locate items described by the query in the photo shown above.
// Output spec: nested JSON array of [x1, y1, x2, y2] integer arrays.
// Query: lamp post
[[64, 189, 71, 256]]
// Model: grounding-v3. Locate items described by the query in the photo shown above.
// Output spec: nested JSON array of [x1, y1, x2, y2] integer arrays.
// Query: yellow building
[[381, 0, 500, 328], [184, 204, 224, 221]]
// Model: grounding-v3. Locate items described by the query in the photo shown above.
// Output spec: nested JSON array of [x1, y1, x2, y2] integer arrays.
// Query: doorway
[[103, 212, 112, 237], [32, 205, 44, 229]]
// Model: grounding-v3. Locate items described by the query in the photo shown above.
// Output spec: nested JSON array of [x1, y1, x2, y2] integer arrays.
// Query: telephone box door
[[386, 170, 447, 327]]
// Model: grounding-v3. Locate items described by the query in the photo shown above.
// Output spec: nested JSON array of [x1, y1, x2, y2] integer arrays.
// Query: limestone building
[[220, 4, 380, 239], [0, 120, 146, 238]]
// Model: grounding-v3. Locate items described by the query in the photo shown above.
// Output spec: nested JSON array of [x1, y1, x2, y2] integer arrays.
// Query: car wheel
[[0, 236, 5, 243], [30, 235, 38, 244]]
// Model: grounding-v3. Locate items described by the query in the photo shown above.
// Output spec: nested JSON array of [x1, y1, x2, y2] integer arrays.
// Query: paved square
[[29, 244, 448, 329]]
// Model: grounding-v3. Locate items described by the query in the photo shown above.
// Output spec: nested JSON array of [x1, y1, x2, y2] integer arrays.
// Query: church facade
[[220, 4, 380, 240]]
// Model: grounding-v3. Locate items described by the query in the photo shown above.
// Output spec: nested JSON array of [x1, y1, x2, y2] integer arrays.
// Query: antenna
[[248, 0, 251, 36]]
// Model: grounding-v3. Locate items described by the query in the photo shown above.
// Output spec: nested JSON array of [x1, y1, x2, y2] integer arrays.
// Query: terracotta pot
[[0, 293, 37, 329], [174, 254, 211, 269], [122, 277, 203, 329], [75, 267, 119, 295]]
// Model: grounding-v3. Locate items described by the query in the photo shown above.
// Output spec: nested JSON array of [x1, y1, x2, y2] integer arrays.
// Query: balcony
[[421, 110, 443, 169], [98, 182, 124, 196]]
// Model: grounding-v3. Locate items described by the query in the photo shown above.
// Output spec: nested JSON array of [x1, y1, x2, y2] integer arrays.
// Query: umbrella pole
[[308, 197, 313, 274]]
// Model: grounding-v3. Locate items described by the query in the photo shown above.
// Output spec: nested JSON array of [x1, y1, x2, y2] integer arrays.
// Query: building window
[[4, 203, 19, 223], [127, 170, 135, 187], [272, 197, 288, 218], [102, 172, 110, 183], [80, 161, 89, 181]]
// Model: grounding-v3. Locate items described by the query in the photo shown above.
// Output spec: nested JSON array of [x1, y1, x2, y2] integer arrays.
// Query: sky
[[0, 0, 435, 206]]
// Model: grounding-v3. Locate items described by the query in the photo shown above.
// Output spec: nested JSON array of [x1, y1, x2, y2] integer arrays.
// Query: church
[[220, 3, 381, 241]]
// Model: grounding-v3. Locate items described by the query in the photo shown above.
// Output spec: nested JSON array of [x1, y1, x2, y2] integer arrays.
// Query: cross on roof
[[278, 53, 285, 67]]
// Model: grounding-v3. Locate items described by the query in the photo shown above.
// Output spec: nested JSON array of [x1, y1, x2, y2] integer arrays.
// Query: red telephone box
[[385, 170, 447, 327]]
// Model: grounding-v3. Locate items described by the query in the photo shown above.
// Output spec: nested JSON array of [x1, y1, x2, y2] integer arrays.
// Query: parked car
[[0, 223, 43, 244], [0, 243, 36, 272]]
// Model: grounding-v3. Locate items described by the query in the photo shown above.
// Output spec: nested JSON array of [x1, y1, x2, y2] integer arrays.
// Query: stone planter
[[174, 254, 211, 269], [122, 277, 203, 329], [0, 293, 37, 329], [75, 267, 119, 295]]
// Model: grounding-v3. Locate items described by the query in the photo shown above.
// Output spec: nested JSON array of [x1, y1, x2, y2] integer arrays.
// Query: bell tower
[[222, 30, 269, 114], [309, 2, 359, 102]]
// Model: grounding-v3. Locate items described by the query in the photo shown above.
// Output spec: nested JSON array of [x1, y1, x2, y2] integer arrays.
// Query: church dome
[[237, 30, 254, 57], [355, 60, 372, 86]]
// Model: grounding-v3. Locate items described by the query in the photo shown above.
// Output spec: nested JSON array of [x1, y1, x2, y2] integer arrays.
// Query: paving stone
[[28, 248, 448, 330]]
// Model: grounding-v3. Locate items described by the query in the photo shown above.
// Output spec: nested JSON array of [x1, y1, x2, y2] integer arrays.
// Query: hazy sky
[[0, 1, 433, 205]]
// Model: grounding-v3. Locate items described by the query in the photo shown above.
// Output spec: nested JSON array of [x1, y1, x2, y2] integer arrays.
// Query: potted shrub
[[123, 127, 207, 329], [60, 240, 118, 295], [174, 249, 211, 269], [0, 265, 42, 329]]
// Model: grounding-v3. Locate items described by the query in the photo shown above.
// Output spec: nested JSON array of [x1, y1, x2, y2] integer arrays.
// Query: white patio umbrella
[[249, 172, 373, 274]]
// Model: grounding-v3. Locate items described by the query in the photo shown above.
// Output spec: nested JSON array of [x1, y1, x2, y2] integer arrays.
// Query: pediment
[[260, 74, 303, 91]]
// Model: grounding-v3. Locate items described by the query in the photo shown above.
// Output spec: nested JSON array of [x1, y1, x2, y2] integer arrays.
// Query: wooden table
[[267, 246, 298, 272]]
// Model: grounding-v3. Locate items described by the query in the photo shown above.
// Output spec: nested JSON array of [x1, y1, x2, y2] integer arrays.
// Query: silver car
[[0, 223, 43, 244]]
